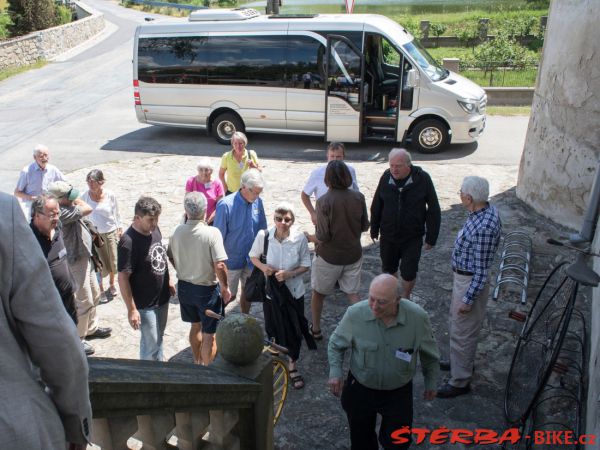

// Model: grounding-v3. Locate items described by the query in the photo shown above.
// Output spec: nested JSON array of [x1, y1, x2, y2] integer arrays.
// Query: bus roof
[[136, 10, 414, 46]]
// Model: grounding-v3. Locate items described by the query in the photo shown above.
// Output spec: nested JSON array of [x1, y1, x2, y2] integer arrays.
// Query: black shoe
[[439, 360, 451, 371], [86, 326, 112, 339], [437, 382, 470, 398]]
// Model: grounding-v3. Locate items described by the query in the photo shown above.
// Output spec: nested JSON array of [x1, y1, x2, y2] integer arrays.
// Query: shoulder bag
[[245, 230, 269, 303]]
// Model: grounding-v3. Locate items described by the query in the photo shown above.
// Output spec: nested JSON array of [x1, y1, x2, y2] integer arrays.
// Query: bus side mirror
[[406, 69, 419, 88]]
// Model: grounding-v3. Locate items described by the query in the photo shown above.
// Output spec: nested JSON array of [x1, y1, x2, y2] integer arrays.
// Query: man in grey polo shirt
[[169, 192, 231, 365], [328, 274, 439, 450]]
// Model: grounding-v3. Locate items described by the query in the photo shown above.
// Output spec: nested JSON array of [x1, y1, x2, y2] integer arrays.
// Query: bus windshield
[[403, 40, 448, 82]]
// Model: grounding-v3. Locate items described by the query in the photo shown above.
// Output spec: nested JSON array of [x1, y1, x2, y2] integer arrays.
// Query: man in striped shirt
[[437, 176, 502, 398]]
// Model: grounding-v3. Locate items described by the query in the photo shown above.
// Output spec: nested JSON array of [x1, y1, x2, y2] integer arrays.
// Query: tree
[[474, 30, 530, 85], [429, 22, 447, 47], [8, 0, 57, 36], [456, 21, 479, 52]]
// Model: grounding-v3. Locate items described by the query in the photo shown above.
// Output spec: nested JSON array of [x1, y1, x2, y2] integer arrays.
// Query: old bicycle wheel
[[272, 357, 289, 425], [504, 262, 576, 424]]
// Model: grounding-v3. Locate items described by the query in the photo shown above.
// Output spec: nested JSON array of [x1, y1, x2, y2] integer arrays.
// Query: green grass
[[487, 105, 531, 116], [461, 67, 537, 87], [0, 60, 47, 82]]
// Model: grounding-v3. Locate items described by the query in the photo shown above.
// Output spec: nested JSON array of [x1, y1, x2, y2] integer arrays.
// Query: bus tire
[[212, 112, 244, 145], [411, 119, 449, 154]]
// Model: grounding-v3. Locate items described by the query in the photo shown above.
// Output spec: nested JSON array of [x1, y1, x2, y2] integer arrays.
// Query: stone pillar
[[442, 58, 460, 73], [212, 314, 273, 450], [540, 16, 548, 33], [478, 18, 489, 41], [512, 1, 600, 444], [420, 20, 430, 39]]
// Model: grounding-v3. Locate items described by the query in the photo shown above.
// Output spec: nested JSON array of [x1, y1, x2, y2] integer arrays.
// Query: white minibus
[[133, 8, 486, 153]]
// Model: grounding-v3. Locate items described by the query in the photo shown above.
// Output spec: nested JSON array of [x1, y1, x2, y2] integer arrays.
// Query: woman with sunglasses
[[249, 202, 314, 389], [81, 169, 122, 301], [185, 158, 224, 225]]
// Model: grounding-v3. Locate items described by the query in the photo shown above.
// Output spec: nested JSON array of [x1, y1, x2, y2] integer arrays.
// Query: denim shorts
[[177, 280, 222, 334]]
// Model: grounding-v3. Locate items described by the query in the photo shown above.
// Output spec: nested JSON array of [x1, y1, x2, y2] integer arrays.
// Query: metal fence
[[459, 61, 539, 87]]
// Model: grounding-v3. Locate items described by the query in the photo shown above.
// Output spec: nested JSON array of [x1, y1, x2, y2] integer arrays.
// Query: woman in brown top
[[309, 160, 370, 340]]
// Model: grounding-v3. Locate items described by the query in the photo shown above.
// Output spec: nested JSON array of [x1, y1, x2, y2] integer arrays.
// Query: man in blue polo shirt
[[14, 144, 65, 202], [214, 169, 267, 314]]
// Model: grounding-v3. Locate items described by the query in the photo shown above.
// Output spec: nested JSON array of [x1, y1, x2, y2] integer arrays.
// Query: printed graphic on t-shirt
[[150, 242, 168, 275]]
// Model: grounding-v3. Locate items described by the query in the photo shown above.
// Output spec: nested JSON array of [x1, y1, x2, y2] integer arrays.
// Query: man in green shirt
[[328, 274, 439, 450]]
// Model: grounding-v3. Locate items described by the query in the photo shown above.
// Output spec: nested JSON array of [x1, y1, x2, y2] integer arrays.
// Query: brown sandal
[[289, 369, 305, 389]]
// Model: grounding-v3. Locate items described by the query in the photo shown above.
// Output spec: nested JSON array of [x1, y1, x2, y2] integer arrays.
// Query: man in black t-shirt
[[118, 196, 174, 361], [30, 195, 78, 325]]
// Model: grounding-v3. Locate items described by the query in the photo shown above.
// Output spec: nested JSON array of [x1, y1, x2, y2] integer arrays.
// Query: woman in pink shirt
[[185, 158, 224, 224]]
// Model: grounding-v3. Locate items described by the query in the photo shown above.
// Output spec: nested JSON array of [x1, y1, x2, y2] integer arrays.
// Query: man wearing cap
[[48, 181, 111, 356]]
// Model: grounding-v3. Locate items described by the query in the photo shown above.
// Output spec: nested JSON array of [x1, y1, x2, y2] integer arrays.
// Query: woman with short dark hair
[[309, 160, 370, 340]]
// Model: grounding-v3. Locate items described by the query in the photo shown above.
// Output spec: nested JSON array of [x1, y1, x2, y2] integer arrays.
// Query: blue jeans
[[138, 302, 169, 361]]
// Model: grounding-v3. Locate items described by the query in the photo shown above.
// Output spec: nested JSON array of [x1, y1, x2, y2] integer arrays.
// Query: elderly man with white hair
[[185, 157, 224, 225], [370, 148, 441, 299], [437, 176, 502, 398], [169, 192, 231, 365], [14, 144, 66, 202], [214, 169, 267, 314]]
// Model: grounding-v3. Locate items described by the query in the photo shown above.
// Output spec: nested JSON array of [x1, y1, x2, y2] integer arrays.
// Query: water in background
[[238, 0, 537, 15]]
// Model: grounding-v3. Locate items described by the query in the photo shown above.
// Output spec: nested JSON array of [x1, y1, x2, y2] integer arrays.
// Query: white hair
[[196, 157, 214, 172], [231, 131, 248, 146], [274, 201, 296, 222], [183, 191, 206, 220], [461, 176, 490, 203], [389, 148, 411, 164], [241, 169, 264, 191], [33, 144, 49, 156]]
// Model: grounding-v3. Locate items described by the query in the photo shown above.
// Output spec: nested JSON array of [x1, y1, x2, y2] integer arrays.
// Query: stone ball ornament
[[216, 313, 264, 365]]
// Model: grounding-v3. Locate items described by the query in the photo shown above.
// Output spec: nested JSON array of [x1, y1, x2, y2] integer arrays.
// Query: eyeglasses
[[274, 215, 293, 224], [369, 296, 398, 307], [39, 211, 59, 219], [87, 179, 105, 184]]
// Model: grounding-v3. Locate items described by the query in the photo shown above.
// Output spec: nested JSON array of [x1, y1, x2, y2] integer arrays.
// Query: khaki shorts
[[311, 255, 362, 295], [228, 265, 253, 298]]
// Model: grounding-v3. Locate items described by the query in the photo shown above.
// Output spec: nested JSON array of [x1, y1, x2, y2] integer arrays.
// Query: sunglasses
[[274, 215, 293, 224]]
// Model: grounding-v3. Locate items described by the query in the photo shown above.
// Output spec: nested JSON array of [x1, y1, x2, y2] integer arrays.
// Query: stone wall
[[514, 0, 600, 445], [0, 1, 104, 70]]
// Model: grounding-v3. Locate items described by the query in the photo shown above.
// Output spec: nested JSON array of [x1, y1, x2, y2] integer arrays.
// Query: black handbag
[[245, 230, 269, 303]]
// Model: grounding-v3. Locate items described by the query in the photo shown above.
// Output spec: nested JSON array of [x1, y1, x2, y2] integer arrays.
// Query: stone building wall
[[0, 1, 104, 70], [515, 0, 599, 446]]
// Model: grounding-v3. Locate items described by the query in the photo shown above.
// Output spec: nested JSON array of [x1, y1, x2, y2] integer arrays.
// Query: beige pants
[[448, 272, 490, 388], [70, 257, 100, 339]]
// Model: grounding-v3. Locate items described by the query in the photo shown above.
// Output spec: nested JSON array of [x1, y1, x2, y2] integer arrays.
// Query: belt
[[453, 267, 474, 276]]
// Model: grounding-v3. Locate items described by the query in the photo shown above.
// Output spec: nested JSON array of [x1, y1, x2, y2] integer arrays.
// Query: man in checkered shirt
[[437, 176, 502, 398]]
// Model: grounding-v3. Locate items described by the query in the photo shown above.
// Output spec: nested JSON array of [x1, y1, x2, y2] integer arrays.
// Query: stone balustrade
[[0, 0, 105, 70], [89, 355, 274, 450]]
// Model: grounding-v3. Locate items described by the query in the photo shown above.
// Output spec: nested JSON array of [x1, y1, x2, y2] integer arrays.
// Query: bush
[[429, 22, 447, 47], [0, 11, 12, 39], [8, 0, 56, 35], [55, 4, 72, 25]]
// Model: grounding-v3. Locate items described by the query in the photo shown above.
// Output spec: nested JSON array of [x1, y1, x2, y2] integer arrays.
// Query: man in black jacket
[[370, 148, 441, 298]]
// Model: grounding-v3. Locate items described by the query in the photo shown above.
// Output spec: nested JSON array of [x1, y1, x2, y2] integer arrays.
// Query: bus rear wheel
[[212, 112, 244, 145], [411, 119, 449, 154]]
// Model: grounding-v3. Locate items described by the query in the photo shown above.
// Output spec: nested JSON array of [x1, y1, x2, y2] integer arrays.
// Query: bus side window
[[287, 35, 325, 90]]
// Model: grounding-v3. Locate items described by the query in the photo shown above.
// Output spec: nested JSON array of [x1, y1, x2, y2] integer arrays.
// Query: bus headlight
[[457, 100, 476, 114]]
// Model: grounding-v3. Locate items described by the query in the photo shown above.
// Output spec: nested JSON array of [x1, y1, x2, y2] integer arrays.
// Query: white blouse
[[249, 227, 311, 299], [81, 189, 122, 234]]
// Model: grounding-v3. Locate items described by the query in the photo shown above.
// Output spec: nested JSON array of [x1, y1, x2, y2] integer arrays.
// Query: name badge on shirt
[[204, 182, 212, 189], [395, 348, 413, 363], [58, 248, 67, 259]]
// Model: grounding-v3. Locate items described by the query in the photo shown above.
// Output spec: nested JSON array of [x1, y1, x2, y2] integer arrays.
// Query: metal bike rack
[[493, 231, 532, 304]]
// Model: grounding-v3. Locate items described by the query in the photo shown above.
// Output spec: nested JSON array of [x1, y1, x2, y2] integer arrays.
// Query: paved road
[[0, 0, 529, 195]]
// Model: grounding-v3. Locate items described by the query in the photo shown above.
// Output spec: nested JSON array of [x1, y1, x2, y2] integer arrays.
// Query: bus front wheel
[[212, 112, 244, 145], [411, 119, 449, 154]]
